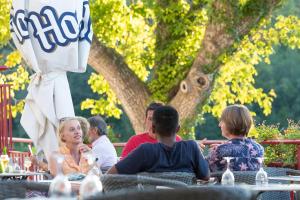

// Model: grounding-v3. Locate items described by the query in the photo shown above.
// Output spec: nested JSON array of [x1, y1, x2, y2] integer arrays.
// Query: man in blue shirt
[[107, 105, 210, 180]]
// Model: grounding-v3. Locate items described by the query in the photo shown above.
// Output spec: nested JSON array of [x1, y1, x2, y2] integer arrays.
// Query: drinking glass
[[255, 157, 268, 185], [83, 151, 102, 176], [79, 151, 103, 199], [0, 155, 9, 172], [24, 157, 32, 172], [49, 154, 72, 197], [13, 157, 21, 172], [221, 157, 235, 186]]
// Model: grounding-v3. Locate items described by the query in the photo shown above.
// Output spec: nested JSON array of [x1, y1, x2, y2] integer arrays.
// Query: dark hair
[[152, 105, 179, 137], [145, 102, 164, 117], [220, 104, 253, 136], [88, 116, 107, 136]]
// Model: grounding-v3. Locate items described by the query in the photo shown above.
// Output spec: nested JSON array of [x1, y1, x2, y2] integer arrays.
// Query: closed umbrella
[[10, 0, 93, 160]]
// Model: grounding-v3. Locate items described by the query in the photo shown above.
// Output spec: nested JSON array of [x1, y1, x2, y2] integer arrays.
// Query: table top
[[238, 183, 300, 191], [0, 171, 48, 177], [38, 180, 82, 191], [268, 176, 300, 182]]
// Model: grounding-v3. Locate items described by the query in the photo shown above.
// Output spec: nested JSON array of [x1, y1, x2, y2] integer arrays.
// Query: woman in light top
[[207, 104, 264, 172], [49, 117, 91, 176]]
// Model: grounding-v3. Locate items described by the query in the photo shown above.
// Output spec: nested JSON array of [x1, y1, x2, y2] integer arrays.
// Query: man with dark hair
[[88, 116, 117, 172], [121, 102, 181, 159], [108, 106, 210, 180]]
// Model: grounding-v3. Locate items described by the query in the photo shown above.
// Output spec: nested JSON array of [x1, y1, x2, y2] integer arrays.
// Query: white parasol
[[10, 0, 93, 160]]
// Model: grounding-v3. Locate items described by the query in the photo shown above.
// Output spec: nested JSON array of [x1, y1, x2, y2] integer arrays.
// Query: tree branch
[[88, 37, 151, 133], [170, 0, 282, 121]]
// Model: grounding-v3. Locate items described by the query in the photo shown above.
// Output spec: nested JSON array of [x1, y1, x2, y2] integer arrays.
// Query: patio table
[[0, 172, 49, 180], [268, 176, 300, 182], [38, 180, 82, 192], [238, 183, 300, 192]]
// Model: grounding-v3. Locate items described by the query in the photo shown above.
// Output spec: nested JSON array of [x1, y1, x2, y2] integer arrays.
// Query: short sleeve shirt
[[207, 138, 264, 172], [92, 135, 118, 170], [121, 132, 182, 159], [116, 140, 209, 180]]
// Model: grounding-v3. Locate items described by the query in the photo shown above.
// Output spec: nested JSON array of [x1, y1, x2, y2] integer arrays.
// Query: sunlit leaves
[[149, 2, 208, 101], [81, 73, 122, 118], [83, 0, 156, 116], [0, 0, 11, 47], [0, 51, 30, 116], [5, 51, 22, 68], [203, 16, 300, 118]]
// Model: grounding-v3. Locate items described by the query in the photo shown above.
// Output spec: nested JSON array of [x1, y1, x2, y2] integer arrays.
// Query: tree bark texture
[[88, 0, 282, 133], [88, 38, 150, 133], [170, 0, 281, 121]]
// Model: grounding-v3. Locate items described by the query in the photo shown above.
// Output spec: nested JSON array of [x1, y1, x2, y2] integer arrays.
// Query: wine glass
[[221, 157, 235, 186], [255, 157, 268, 185], [84, 152, 102, 176], [1, 155, 9, 173], [79, 173, 103, 199], [24, 157, 32, 172], [13, 157, 21, 172], [79, 152, 103, 199], [49, 154, 72, 197]]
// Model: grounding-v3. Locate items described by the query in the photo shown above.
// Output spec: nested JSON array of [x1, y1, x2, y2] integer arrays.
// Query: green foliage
[[255, 121, 300, 167], [0, 0, 11, 47], [0, 50, 29, 117], [2, 146, 7, 155], [81, 73, 122, 118], [203, 15, 300, 118], [1, 0, 300, 140], [82, 0, 156, 116], [149, 1, 208, 101]]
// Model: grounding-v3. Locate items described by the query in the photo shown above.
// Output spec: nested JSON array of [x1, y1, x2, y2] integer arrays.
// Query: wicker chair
[[138, 172, 197, 185], [0, 180, 51, 199], [87, 186, 257, 200], [100, 174, 187, 193], [0, 181, 27, 199], [211, 167, 300, 200]]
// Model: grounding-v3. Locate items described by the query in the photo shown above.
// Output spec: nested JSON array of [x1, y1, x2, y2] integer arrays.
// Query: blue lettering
[[10, 0, 92, 53]]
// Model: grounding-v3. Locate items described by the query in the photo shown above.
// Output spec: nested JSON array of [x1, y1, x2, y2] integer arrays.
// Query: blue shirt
[[115, 140, 209, 179], [207, 138, 264, 172]]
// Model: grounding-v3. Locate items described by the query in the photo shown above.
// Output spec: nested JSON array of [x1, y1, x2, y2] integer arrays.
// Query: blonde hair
[[76, 116, 90, 139], [58, 117, 80, 143], [220, 104, 253, 136]]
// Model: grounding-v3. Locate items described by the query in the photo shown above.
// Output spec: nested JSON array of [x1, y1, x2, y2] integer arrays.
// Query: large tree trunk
[[88, 0, 281, 133], [88, 38, 150, 133], [170, 0, 281, 121]]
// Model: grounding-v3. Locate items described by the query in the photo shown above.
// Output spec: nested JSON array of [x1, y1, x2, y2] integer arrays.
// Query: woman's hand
[[78, 143, 91, 153]]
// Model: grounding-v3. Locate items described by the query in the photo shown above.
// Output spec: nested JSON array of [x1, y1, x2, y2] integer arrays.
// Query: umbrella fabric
[[10, 0, 93, 160]]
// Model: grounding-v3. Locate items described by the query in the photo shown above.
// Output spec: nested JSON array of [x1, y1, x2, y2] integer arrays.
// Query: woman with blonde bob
[[207, 104, 264, 172], [49, 117, 91, 176]]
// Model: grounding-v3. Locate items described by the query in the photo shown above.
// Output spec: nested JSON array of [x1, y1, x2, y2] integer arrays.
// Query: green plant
[[255, 120, 300, 167], [2, 146, 7, 155]]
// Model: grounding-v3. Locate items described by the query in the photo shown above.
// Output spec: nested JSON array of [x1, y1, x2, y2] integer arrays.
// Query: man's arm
[[110, 145, 146, 174], [107, 165, 118, 174]]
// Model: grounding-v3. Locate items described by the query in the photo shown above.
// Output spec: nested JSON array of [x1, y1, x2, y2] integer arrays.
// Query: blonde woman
[[49, 117, 91, 176]]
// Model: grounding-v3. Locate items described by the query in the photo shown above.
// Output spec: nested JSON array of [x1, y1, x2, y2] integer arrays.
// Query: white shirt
[[92, 135, 118, 171]]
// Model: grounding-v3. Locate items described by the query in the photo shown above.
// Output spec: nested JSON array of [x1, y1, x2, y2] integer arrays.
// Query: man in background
[[121, 102, 181, 159], [108, 105, 210, 180], [88, 116, 117, 172]]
